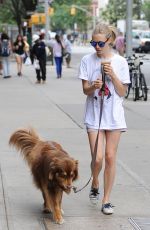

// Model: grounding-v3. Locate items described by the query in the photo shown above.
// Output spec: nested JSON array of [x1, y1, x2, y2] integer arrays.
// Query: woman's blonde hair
[[92, 23, 117, 46]]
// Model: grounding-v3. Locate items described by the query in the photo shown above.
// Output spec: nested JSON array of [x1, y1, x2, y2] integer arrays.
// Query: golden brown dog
[[9, 128, 78, 224]]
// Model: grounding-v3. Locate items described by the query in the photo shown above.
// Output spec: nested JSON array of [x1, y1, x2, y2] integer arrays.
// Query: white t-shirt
[[78, 52, 130, 130], [46, 39, 62, 57], [64, 39, 72, 53]]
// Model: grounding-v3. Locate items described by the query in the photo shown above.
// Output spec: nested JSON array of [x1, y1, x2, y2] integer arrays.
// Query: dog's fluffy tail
[[9, 127, 40, 164]]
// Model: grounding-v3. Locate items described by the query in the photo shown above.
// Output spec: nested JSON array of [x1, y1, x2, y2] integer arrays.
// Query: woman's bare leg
[[102, 130, 121, 204], [15, 55, 22, 74], [88, 130, 105, 188]]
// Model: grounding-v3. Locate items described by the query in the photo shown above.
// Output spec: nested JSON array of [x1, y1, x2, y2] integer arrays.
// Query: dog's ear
[[49, 158, 61, 180], [73, 160, 79, 181], [75, 160, 78, 168], [49, 172, 53, 180], [49, 158, 60, 169], [48, 161, 56, 180], [49, 161, 55, 169]]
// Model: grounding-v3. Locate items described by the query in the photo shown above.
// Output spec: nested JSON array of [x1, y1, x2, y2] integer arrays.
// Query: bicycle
[[125, 54, 148, 101]]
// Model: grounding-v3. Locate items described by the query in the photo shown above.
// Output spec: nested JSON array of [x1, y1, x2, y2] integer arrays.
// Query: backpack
[[1, 40, 10, 57]]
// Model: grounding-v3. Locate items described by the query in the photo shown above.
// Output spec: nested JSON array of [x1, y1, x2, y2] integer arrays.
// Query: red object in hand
[[98, 84, 110, 96]]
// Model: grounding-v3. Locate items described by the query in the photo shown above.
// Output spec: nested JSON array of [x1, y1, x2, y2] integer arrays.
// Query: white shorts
[[15, 53, 25, 59]]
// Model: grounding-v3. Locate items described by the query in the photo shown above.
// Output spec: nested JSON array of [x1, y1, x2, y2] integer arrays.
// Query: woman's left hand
[[103, 63, 115, 79]]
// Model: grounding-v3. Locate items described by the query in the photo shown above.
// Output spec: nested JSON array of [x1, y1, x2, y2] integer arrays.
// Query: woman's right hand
[[92, 78, 103, 89], [82, 79, 103, 96]]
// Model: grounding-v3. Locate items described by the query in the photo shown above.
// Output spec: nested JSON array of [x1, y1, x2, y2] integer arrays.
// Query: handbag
[[24, 56, 31, 65], [34, 59, 40, 70]]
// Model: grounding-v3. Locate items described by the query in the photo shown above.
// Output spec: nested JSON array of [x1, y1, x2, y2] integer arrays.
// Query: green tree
[[0, 0, 26, 33], [133, 0, 142, 19], [101, 0, 126, 25], [22, 0, 37, 11], [50, 0, 91, 32], [142, 0, 150, 22], [101, 0, 142, 25]]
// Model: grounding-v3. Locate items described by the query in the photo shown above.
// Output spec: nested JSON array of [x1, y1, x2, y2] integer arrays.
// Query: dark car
[[138, 31, 150, 53], [139, 41, 150, 53]]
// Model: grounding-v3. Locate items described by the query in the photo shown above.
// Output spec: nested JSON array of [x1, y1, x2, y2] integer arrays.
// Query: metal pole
[[45, 0, 50, 40], [126, 0, 133, 57]]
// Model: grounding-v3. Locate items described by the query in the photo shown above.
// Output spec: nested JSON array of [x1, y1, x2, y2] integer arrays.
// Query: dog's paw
[[43, 207, 52, 214], [61, 209, 64, 215], [55, 218, 65, 225]]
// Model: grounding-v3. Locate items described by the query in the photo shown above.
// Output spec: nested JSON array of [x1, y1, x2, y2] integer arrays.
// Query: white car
[[132, 30, 141, 51]]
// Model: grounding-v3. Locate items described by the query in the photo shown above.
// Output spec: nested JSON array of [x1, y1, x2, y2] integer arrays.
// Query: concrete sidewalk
[[0, 60, 150, 230]]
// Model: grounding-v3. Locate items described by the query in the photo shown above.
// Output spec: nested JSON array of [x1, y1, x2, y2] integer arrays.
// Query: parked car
[[140, 41, 150, 53], [138, 31, 150, 53], [132, 30, 141, 52]]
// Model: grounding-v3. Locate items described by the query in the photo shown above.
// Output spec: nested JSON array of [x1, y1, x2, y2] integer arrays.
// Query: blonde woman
[[23, 36, 30, 58], [78, 23, 130, 214]]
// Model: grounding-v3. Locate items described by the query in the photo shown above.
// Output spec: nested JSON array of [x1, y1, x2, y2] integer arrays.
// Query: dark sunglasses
[[90, 37, 109, 48]]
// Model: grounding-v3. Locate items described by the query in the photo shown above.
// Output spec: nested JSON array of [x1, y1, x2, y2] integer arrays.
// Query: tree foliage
[[0, 0, 26, 33], [142, 0, 150, 22], [22, 0, 37, 11], [101, 0, 143, 25], [51, 0, 91, 32], [0, 0, 92, 33]]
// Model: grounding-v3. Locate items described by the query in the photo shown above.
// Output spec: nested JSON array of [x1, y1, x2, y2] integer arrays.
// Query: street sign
[[31, 13, 46, 24]]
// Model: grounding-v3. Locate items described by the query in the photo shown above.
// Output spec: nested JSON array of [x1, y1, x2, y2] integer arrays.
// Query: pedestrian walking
[[0, 32, 2, 76], [0, 60, 2, 75], [115, 31, 125, 56], [31, 34, 46, 84], [47, 34, 64, 78], [23, 36, 30, 61], [64, 34, 72, 68], [0, 32, 11, 78], [13, 34, 25, 76], [78, 23, 130, 215]]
